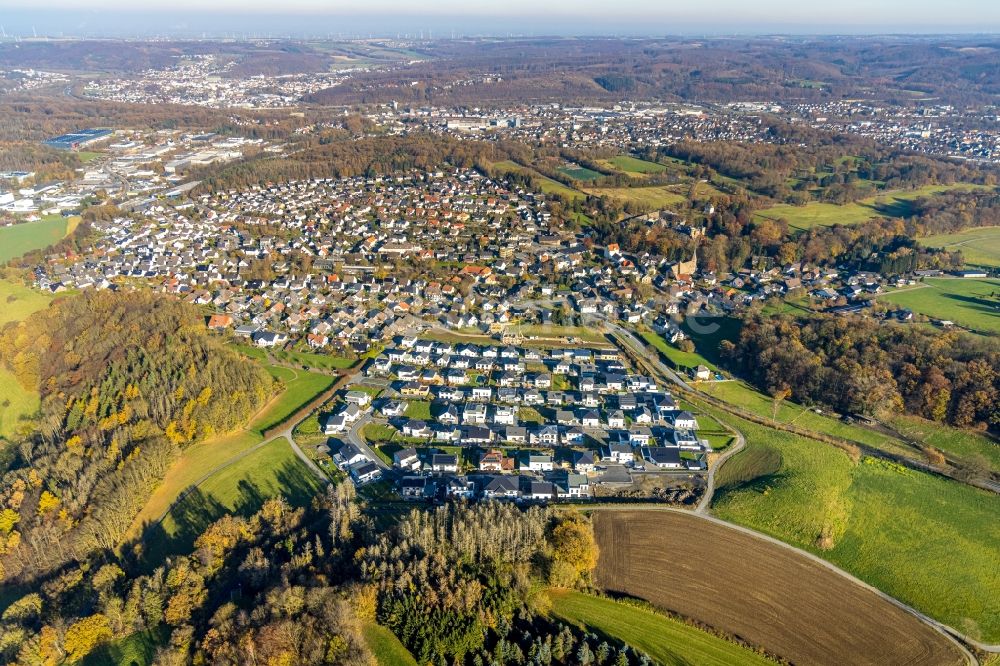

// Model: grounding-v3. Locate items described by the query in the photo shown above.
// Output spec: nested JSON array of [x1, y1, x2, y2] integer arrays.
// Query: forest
[[0, 483, 621, 666], [661, 133, 996, 204], [721, 312, 1000, 431], [0, 290, 274, 585]]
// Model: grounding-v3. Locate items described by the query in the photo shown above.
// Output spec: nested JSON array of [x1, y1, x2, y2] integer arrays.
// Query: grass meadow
[[251, 364, 336, 433], [0, 215, 78, 264], [0, 367, 40, 440], [878, 277, 1000, 335], [143, 437, 324, 564], [548, 590, 773, 666], [582, 185, 687, 209], [754, 184, 996, 232], [0, 278, 53, 326], [710, 407, 1000, 641], [919, 225, 1000, 268], [601, 155, 669, 175], [363, 623, 419, 666]]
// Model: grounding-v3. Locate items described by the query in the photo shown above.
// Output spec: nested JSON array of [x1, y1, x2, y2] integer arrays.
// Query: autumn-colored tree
[[549, 513, 599, 587], [63, 614, 112, 662]]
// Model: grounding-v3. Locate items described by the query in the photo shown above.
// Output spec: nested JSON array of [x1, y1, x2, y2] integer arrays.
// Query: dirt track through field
[[593, 510, 967, 666]]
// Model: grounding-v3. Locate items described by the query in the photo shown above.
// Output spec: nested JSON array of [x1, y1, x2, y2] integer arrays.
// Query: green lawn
[[145, 438, 325, 564], [0, 215, 77, 264], [252, 365, 335, 433], [711, 409, 1000, 642], [511, 323, 610, 344], [878, 278, 1000, 335], [0, 278, 53, 326], [363, 623, 418, 666], [920, 226, 1000, 268], [404, 400, 432, 420], [548, 590, 773, 666], [640, 330, 717, 372], [362, 422, 397, 443], [754, 184, 996, 232]]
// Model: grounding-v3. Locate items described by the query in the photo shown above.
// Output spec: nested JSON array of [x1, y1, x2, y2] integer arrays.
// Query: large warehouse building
[[44, 128, 113, 150]]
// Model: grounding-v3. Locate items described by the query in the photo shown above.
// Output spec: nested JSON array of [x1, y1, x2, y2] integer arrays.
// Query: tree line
[[721, 313, 999, 431]]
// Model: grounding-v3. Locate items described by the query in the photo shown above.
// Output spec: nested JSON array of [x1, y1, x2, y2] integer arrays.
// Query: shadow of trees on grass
[[131, 460, 323, 572]]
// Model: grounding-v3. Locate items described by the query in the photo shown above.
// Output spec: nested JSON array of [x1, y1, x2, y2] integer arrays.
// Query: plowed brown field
[[593, 510, 967, 666]]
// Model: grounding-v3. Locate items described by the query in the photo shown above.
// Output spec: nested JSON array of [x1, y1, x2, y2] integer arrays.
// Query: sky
[[1, 0, 999, 37]]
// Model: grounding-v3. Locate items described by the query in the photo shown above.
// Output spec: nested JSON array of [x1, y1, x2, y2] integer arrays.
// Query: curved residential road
[[588, 504, 982, 664], [345, 412, 390, 471]]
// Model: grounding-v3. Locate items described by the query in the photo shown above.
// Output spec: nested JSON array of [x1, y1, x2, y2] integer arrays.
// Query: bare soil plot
[[592, 510, 966, 666]]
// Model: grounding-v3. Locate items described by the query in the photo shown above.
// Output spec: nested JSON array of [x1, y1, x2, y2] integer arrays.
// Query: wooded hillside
[[0, 291, 273, 584]]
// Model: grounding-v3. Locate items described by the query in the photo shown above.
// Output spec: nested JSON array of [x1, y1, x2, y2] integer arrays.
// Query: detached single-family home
[[522, 453, 554, 472], [345, 390, 372, 406], [350, 461, 382, 485], [673, 411, 699, 430], [431, 454, 459, 473], [642, 446, 682, 469], [393, 447, 421, 471], [402, 419, 432, 439], [603, 443, 634, 464], [400, 475, 432, 500]]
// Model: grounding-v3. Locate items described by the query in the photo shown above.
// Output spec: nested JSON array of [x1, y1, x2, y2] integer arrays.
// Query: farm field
[[363, 623, 418, 666], [754, 184, 995, 232], [0, 278, 53, 326], [919, 225, 1000, 268], [547, 589, 772, 666], [582, 184, 686, 209], [710, 409, 1000, 642], [591, 510, 966, 665], [0, 215, 78, 263], [145, 437, 324, 563], [878, 277, 1000, 335]]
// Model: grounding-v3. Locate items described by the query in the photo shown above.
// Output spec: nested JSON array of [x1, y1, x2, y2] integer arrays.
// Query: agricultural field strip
[[590, 508, 977, 662]]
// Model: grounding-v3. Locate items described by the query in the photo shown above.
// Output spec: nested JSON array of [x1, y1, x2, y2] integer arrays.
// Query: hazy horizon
[[1, 1, 999, 39]]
